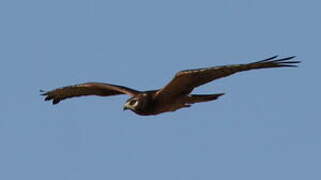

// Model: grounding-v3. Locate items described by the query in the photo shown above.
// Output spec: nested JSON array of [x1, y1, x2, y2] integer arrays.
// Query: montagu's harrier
[[41, 56, 300, 116]]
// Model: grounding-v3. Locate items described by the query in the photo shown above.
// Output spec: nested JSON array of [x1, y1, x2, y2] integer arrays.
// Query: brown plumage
[[41, 56, 300, 115]]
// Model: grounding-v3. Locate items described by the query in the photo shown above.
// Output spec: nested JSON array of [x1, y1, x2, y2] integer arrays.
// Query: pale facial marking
[[130, 99, 139, 107]]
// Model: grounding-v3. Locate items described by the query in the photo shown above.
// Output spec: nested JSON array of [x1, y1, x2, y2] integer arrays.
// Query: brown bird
[[41, 56, 300, 116]]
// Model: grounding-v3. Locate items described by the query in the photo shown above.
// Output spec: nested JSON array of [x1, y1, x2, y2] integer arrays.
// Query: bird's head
[[123, 97, 141, 111], [123, 93, 152, 115]]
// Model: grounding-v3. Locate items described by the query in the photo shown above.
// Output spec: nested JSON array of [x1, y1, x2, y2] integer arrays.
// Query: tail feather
[[187, 93, 224, 104]]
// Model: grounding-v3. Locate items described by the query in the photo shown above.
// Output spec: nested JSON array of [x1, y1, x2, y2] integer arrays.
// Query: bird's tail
[[186, 93, 224, 104]]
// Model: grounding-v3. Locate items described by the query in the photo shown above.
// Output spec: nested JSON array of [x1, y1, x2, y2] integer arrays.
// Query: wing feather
[[155, 56, 300, 99], [41, 82, 140, 104]]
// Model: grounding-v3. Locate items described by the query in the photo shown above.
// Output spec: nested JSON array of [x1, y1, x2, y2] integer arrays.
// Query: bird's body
[[124, 92, 223, 115], [42, 56, 300, 116]]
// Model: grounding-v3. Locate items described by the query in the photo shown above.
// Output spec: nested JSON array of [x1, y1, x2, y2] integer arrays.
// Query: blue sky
[[1, 0, 320, 179]]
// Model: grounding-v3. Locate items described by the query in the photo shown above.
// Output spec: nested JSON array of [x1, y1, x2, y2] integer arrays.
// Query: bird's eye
[[129, 100, 138, 106]]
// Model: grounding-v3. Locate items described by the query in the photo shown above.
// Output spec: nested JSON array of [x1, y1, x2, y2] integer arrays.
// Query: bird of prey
[[41, 56, 300, 116]]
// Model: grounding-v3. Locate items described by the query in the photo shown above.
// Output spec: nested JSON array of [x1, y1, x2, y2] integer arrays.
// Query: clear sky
[[0, 0, 320, 179]]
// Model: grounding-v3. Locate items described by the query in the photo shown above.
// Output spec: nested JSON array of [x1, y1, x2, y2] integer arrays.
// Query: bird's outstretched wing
[[154, 56, 300, 100], [41, 82, 140, 104]]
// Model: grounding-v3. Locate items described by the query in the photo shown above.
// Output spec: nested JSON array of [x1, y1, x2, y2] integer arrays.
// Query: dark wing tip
[[40, 90, 50, 100], [40, 89, 48, 95], [285, 56, 296, 60], [216, 93, 225, 99], [44, 96, 61, 105], [254, 56, 300, 68], [40, 90, 61, 105], [255, 55, 297, 63], [256, 55, 279, 63], [266, 55, 279, 60], [218, 93, 225, 96], [52, 99, 60, 105], [274, 56, 300, 67]]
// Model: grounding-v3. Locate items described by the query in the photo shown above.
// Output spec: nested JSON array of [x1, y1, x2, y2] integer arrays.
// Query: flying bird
[[41, 56, 300, 116]]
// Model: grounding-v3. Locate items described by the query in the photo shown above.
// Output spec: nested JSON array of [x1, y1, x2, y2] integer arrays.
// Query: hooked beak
[[123, 106, 129, 111], [123, 102, 130, 111]]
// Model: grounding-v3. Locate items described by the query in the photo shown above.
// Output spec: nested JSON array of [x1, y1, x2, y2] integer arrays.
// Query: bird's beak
[[123, 106, 129, 111], [123, 102, 130, 111]]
